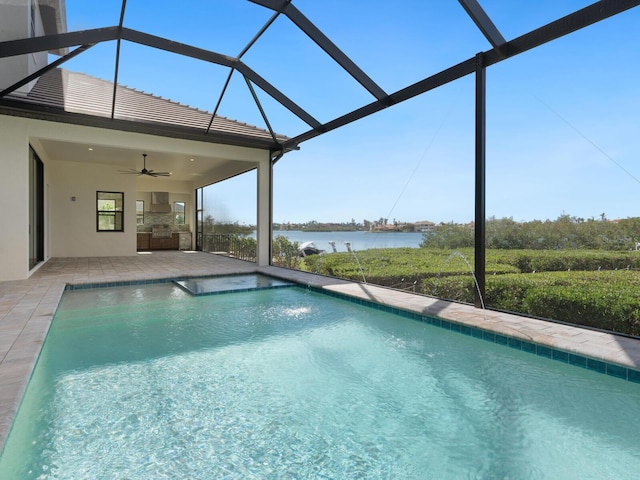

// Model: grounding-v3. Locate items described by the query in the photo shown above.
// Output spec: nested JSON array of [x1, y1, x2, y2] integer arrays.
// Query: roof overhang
[[0, 97, 288, 154]]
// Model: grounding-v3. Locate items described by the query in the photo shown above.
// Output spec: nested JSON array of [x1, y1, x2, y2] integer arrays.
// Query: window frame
[[136, 200, 145, 225], [174, 201, 186, 225], [96, 191, 124, 232]]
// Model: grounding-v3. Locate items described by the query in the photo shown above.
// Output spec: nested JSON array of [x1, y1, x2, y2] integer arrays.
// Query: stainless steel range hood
[[151, 192, 172, 213]]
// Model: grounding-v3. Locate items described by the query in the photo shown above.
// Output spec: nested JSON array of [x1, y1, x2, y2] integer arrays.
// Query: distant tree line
[[200, 215, 254, 235], [420, 214, 640, 250], [274, 218, 422, 232]]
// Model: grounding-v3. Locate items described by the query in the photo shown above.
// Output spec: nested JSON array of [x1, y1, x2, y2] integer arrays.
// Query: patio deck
[[2, 251, 640, 451]]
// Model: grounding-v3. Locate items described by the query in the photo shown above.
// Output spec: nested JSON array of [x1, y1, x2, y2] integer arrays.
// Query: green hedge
[[488, 249, 640, 273], [302, 248, 640, 336], [423, 271, 640, 336], [302, 248, 518, 282]]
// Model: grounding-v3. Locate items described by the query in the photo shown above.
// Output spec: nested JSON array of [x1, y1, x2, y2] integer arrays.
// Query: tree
[[420, 222, 474, 249], [420, 214, 640, 251], [486, 217, 522, 249]]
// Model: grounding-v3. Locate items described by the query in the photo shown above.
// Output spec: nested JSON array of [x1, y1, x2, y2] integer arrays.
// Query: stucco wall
[[48, 160, 137, 257], [0, 118, 30, 281]]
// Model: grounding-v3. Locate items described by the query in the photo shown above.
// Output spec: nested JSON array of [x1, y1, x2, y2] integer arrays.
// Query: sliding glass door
[[29, 146, 44, 270]]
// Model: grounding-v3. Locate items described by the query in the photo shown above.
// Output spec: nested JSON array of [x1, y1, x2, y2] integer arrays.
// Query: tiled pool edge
[[0, 281, 66, 455], [63, 272, 251, 290], [306, 285, 640, 384]]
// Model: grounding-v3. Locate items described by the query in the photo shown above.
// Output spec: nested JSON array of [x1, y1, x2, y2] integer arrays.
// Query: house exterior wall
[[0, 117, 31, 281], [0, 113, 269, 281], [48, 159, 138, 257]]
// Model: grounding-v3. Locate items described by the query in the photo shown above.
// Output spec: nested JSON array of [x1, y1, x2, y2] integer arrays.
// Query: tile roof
[[3, 68, 285, 147]]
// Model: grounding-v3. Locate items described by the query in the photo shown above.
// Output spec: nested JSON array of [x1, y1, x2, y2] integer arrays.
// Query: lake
[[271, 230, 425, 252]]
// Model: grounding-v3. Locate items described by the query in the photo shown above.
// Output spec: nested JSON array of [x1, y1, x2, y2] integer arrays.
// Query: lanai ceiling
[[1, 0, 639, 180]]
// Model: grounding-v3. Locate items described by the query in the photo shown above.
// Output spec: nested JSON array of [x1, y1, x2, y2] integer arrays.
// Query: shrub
[[272, 235, 301, 268], [426, 271, 640, 336]]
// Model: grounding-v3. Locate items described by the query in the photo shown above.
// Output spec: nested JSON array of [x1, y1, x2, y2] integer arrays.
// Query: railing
[[202, 233, 256, 262]]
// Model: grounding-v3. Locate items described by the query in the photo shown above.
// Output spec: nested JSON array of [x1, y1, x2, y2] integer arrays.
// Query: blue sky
[[61, 1, 640, 225]]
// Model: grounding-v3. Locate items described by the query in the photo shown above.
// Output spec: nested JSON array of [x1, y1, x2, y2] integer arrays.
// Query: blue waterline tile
[[508, 338, 522, 350], [628, 369, 640, 384], [606, 364, 627, 380], [569, 353, 587, 368], [471, 328, 484, 339], [586, 358, 607, 374], [521, 341, 537, 354], [552, 350, 569, 363], [536, 345, 553, 358], [460, 325, 473, 336]]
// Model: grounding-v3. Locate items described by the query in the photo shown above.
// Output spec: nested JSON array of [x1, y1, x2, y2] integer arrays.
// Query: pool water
[[1, 283, 640, 479]]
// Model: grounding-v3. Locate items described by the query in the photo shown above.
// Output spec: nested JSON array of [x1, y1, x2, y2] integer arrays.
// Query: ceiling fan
[[119, 153, 171, 177]]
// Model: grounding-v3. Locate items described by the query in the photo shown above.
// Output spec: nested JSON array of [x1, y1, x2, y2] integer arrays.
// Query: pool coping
[[2, 253, 640, 453]]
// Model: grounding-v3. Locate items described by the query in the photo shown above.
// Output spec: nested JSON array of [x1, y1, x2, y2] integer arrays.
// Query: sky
[[59, 0, 640, 225]]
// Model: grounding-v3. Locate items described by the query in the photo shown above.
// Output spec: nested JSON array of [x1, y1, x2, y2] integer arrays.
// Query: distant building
[[413, 221, 436, 232]]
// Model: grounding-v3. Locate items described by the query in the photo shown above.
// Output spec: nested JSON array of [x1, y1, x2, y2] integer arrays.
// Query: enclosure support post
[[256, 153, 272, 266], [474, 52, 486, 308]]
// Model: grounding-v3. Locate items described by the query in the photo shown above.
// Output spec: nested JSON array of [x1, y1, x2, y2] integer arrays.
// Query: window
[[97, 191, 124, 231], [174, 201, 186, 225], [136, 200, 145, 225]]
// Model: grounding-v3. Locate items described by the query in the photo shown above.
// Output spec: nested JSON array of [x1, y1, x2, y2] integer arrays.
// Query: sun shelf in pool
[[174, 273, 293, 296]]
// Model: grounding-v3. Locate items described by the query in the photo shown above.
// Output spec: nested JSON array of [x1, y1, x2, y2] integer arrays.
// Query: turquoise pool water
[[1, 282, 640, 479]]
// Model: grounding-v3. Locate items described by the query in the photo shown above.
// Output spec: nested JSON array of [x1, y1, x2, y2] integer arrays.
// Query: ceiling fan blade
[[118, 154, 171, 176]]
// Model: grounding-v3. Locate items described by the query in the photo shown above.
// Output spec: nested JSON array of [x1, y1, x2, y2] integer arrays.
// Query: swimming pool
[[1, 279, 640, 479]]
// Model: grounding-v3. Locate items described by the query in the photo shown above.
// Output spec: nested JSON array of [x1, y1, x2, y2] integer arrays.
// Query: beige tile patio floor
[[2, 251, 640, 451]]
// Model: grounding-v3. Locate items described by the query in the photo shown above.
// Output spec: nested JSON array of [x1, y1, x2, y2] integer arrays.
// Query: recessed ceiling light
[[190, 158, 195, 162], [88, 147, 93, 151]]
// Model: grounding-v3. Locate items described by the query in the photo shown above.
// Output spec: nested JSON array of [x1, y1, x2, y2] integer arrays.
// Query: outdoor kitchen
[[136, 192, 192, 251]]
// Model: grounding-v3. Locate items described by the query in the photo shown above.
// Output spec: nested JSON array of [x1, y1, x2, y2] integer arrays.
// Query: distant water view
[[271, 230, 424, 252]]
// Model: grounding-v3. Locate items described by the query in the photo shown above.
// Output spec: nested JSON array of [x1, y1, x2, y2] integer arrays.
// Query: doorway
[[29, 146, 44, 270]]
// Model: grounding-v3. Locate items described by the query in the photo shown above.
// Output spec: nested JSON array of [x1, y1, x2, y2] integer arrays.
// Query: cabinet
[[150, 234, 179, 250], [178, 232, 192, 250], [137, 233, 179, 250], [137, 233, 150, 250]]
